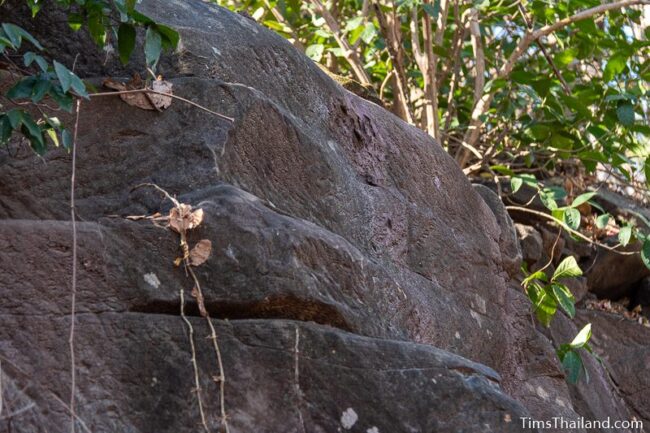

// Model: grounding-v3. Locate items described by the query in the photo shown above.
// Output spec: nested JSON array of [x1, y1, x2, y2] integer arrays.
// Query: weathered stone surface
[[572, 310, 650, 425], [586, 242, 650, 300], [474, 184, 523, 279], [0, 316, 530, 433], [515, 224, 544, 267], [632, 277, 650, 318]]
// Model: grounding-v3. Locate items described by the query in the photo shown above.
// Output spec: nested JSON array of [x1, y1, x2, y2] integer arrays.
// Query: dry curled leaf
[[168, 204, 203, 233], [151, 78, 173, 110], [173, 257, 183, 267], [189, 239, 212, 266], [102, 74, 173, 111]]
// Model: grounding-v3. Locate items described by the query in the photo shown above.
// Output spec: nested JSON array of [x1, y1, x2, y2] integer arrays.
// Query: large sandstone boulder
[[0, 1, 647, 432]]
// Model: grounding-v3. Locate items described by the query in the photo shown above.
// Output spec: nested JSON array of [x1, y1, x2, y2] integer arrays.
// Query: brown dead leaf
[[189, 239, 212, 266], [189, 208, 203, 229], [168, 205, 204, 233], [173, 257, 183, 267], [103, 74, 173, 111], [169, 204, 193, 233], [150, 78, 173, 110]]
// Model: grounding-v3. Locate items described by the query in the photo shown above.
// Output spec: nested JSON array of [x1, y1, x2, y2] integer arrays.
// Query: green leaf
[[554, 48, 577, 68], [511, 174, 537, 193], [571, 192, 597, 208], [360, 23, 376, 44], [154, 24, 180, 51], [595, 214, 610, 229], [117, 23, 136, 65], [522, 270, 548, 288], [6, 76, 37, 99], [31, 79, 51, 103], [53, 60, 72, 93], [145, 27, 163, 68], [641, 238, 650, 270], [67, 13, 84, 31], [422, 1, 441, 20], [49, 89, 73, 112], [344, 16, 364, 32], [564, 208, 581, 230], [618, 226, 632, 246], [527, 283, 557, 327], [6, 109, 23, 129], [20, 112, 45, 154], [603, 52, 628, 81], [53, 60, 88, 98], [552, 283, 576, 318], [23, 51, 48, 72], [46, 128, 59, 147], [0, 115, 13, 143], [561, 350, 583, 384], [130, 10, 155, 25], [490, 165, 514, 176], [2, 23, 43, 50], [616, 103, 635, 126], [552, 256, 583, 281], [87, 12, 107, 46], [306, 44, 325, 61], [570, 323, 592, 349], [540, 190, 558, 210], [61, 129, 72, 150]]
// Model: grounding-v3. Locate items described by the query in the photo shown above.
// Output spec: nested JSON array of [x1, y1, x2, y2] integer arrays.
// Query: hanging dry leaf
[[150, 78, 173, 110], [168, 204, 193, 233], [173, 257, 183, 267], [102, 74, 172, 111], [189, 208, 203, 229], [189, 239, 212, 266]]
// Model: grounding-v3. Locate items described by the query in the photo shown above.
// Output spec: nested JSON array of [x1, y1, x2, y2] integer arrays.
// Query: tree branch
[[373, 2, 413, 122], [458, 0, 650, 167], [310, 0, 372, 84]]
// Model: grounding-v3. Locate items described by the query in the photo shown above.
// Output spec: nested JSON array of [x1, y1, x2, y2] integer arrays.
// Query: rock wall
[[0, 1, 647, 432]]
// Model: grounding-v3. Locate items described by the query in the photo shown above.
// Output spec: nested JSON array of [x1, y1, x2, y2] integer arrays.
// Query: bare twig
[[505, 205, 637, 255], [372, 2, 413, 122], [68, 99, 81, 433], [0, 359, 3, 416], [89, 89, 235, 123], [179, 287, 210, 433], [309, 0, 371, 84], [293, 326, 306, 433], [186, 265, 230, 433], [0, 402, 35, 420], [137, 183, 230, 433], [468, 8, 485, 106], [517, 3, 571, 95]]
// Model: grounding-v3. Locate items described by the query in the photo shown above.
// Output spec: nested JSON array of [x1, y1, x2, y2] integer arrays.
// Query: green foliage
[[557, 323, 598, 384], [522, 256, 582, 327], [1, 1, 180, 155]]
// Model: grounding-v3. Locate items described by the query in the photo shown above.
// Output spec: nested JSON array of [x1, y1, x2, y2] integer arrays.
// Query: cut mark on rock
[[341, 408, 358, 429], [129, 295, 353, 332]]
